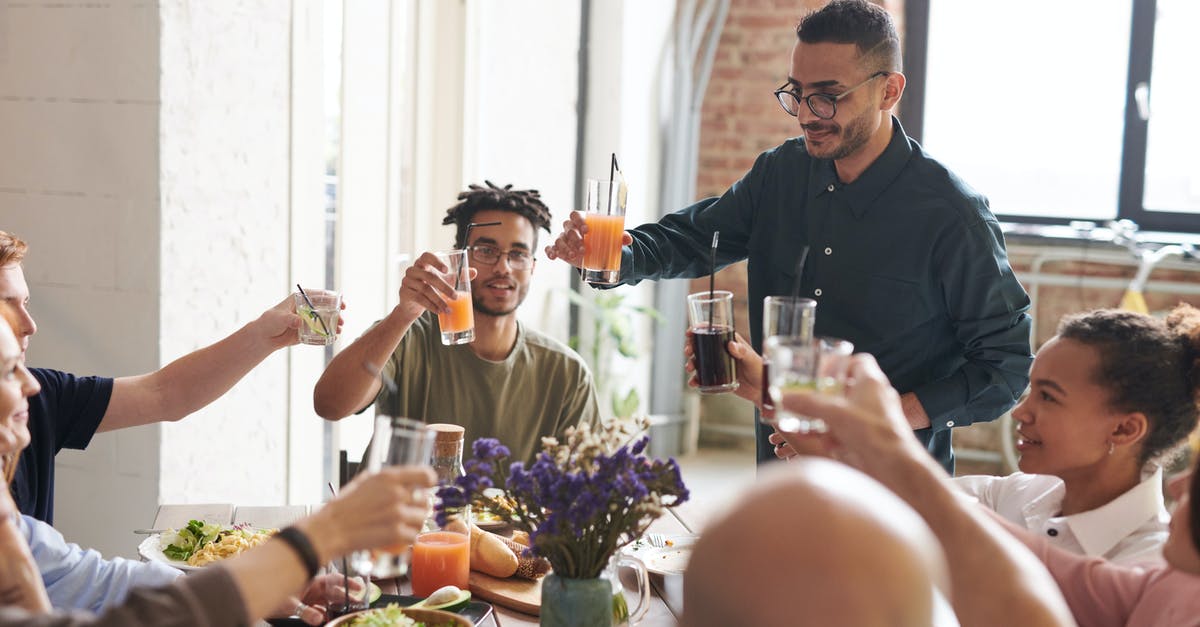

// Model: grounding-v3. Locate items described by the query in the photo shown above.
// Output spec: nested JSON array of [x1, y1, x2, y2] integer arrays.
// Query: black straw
[[457, 221, 501, 292], [709, 231, 720, 327], [606, 153, 621, 219], [296, 284, 332, 337], [790, 246, 810, 298], [327, 482, 354, 615]]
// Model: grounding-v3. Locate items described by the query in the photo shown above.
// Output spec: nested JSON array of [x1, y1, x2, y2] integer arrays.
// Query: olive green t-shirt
[[374, 313, 600, 464]]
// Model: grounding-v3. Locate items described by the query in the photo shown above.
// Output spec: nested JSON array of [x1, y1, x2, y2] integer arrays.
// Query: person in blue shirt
[[545, 0, 1032, 472]]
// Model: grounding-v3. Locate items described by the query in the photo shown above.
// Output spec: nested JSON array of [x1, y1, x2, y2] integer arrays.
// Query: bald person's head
[[683, 458, 948, 627]]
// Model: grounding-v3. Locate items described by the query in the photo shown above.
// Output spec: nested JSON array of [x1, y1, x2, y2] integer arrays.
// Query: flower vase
[[540, 555, 650, 627], [540, 573, 612, 627]]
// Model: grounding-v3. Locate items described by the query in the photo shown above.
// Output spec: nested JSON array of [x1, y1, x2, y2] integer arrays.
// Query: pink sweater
[[1034, 538, 1200, 626]]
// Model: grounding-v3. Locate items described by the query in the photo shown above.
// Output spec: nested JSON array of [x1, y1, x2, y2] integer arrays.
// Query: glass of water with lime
[[765, 336, 853, 434], [293, 288, 341, 346]]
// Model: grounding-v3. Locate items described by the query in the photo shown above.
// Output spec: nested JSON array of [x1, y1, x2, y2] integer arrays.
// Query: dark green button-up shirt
[[617, 118, 1032, 472]]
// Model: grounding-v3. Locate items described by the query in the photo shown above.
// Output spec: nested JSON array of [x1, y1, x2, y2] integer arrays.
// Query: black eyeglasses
[[773, 72, 889, 120], [468, 244, 533, 270]]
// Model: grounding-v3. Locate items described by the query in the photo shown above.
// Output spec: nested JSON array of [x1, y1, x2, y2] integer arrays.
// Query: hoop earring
[[1108, 441, 1115, 456]]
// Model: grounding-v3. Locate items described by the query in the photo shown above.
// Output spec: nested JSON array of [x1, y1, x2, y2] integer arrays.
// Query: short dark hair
[[796, 0, 902, 74], [442, 181, 552, 249], [1056, 305, 1200, 467]]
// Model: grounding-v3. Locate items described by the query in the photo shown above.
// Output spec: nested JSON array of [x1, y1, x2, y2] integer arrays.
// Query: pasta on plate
[[187, 527, 274, 566]]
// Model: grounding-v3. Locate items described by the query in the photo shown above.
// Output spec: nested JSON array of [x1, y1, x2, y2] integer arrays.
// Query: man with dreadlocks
[[315, 182, 599, 464]]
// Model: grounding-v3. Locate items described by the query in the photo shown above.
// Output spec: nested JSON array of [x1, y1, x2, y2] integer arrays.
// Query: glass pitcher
[[606, 554, 651, 626]]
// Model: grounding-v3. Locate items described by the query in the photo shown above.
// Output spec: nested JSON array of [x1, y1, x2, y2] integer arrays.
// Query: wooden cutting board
[[468, 571, 542, 616]]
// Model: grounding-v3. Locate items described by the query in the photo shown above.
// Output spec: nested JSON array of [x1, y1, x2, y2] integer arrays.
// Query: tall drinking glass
[[582, 178, 628, 286], [687, 290, 738, 394], [765, 336, 853, 433], [434, 250, 475, 345], [761, 296, 817, 410], [352, 416, 436, 579]]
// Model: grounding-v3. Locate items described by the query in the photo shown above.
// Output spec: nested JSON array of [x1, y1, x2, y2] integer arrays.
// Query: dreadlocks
[[443, 181, 553, 248]]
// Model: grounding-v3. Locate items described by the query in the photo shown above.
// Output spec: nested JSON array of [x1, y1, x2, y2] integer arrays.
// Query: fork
[[646, 532, 668, 548]]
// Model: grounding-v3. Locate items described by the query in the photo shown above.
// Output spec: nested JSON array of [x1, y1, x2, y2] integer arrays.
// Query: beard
[[472, 282, 529, 318], [802, 106, 875, 161]]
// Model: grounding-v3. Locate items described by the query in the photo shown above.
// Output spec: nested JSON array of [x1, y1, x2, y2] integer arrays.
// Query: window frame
[[901, 0, 1197, 233]]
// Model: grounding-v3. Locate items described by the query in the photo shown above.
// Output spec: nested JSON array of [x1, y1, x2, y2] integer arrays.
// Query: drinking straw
[[709, 231, 720, 327], [604, 151, 624, 217], [296, 284, 332, 337], [458, 221, 501, 292], [790, 246, 811, 298], [327, 482, 353, 615]]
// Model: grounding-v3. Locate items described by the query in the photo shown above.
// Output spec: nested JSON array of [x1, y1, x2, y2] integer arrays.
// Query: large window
[[905, 0, 1200, 232]]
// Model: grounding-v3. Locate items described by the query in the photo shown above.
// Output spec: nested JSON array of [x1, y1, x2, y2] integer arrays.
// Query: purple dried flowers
[[434, 417, 689, 578]]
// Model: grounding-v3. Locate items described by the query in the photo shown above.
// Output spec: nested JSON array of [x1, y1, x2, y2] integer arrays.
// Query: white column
[[156, 0, 293, 509]]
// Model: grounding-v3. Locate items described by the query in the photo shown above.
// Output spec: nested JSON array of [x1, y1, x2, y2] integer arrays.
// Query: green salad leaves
[[347, 604, 456, 627], [162, 519, 223, 562]]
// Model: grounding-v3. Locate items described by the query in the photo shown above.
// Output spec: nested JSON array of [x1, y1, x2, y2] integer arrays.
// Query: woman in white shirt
[[955, 305, 1200, 566]]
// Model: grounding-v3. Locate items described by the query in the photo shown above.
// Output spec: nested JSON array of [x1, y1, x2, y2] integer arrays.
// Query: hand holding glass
[[351, 416, 435, 578], [687, 290, 738, 394], [582, 178, 628, 286], [766, 336, 853, 433], [294, 288, 342, 346], [434, 250, 475, 345], [761, 296, 817, 410]]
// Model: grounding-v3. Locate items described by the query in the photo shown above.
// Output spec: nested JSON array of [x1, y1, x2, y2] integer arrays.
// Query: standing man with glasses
[[546, 0, 1031, 473], [315, 182, 599, 464]]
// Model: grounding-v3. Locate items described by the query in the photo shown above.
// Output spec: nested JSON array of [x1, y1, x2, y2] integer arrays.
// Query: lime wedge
[[299, 306, 330, 337]]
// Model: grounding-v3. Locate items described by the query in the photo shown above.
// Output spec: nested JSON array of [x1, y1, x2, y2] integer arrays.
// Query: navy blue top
[[11, 368, 112, 523], [615, 119, 1033, 472]]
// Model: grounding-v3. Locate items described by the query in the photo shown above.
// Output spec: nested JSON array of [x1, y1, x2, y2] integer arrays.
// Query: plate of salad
[[138, 519, 273, 571]]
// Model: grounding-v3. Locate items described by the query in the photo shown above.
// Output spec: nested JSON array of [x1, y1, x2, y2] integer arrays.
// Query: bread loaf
[[467, 524, 518, 578]]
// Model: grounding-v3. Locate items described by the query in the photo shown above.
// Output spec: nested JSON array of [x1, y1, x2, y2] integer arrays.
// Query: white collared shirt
[[954, 466, 1170, 567]]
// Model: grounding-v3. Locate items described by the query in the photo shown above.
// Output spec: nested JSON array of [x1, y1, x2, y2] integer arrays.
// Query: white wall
[[0, 1, 305, 559], [156, 1, 294, 506], [0, 1, 164, 559]]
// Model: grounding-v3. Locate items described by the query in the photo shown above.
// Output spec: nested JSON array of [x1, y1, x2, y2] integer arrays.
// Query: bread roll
[[468, 524, 518, 578]]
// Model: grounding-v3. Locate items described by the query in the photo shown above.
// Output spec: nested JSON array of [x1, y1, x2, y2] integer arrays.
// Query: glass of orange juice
[[582, 177, 628, 286], [410, 524, 470, 597], [434, 249, 475, 345], [351, 416, 436, 579]]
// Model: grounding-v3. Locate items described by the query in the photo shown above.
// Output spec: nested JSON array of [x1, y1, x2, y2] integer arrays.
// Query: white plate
[[621, 534, 698, 576], [471, 513, 510, 531], [137, 534, 203, 572]]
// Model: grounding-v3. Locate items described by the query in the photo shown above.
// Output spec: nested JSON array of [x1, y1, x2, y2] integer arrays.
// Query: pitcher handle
[[616, 554, 650, 625]]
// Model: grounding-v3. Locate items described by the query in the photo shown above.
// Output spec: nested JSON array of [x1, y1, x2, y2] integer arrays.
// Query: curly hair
[[442, 181, 552, 249], [1056, 305, 1200, 467], [795, 0, 902, 74], [0, 231, 28, 268]]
